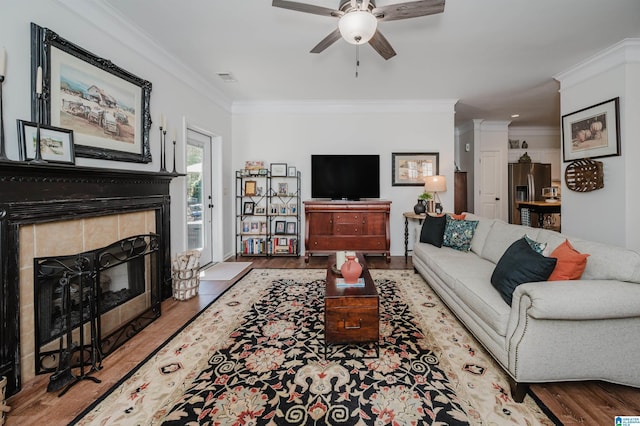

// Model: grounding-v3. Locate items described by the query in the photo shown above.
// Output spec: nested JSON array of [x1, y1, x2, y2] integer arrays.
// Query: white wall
[[232, 101, 457, 256], [508, 127, 561, 150], [555, 39, 640, 250], [1, 0, 234, 257]]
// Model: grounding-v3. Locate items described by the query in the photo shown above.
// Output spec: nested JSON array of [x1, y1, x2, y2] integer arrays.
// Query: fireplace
[[34, 234, 160, 375], [0, 162, 176, 397]]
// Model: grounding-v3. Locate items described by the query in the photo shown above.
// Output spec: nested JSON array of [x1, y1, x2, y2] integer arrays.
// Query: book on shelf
[[335, 277, 365, 287]]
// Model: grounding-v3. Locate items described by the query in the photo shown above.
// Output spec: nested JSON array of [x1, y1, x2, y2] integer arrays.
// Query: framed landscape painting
[[17, 120, 75, 164], [562, 97, 620, 162], [31, 23, 152, 163], [391, 152, 439, 186]]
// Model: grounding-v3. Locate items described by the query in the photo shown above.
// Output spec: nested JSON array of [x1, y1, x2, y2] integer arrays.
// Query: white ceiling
[[104, 0, 640, 127]]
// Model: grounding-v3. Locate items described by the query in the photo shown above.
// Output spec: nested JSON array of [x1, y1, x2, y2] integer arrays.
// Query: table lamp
[[424, 175, 447, 213]]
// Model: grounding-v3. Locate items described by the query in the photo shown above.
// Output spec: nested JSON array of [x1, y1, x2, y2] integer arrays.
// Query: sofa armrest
[[511, 280, 640, 321]]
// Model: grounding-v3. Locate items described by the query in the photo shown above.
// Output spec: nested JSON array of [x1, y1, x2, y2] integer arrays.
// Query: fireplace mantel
[[0, 161, 179, 397]]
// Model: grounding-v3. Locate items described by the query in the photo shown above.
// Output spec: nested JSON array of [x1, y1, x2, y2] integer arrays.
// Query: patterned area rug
[[73, 269, 557, 425]]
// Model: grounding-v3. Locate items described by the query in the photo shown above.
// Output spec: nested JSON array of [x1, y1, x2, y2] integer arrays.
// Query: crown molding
[[55, 0, 232, 112], [554, 38, 640, 91], [231, 99, 458, 115]]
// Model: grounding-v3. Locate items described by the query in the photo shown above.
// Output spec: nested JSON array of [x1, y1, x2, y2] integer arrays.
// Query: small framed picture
[[245, 160, 265, 171], [278, 237, 288, 246], [286, 222, 297, 235], [258, 168, 268, 176], [271, 163, 287, 177], [278, 182, 288, 196], [288, 166, 297, 177], [250, 221, 259, 233], [280, 205, 287, 215], [255, 206, 266, 215], [562, 97, 621, 162], [260, 222, 267, 234], [288, 204, 297, 215], [18, 120, 75, 164], [269, 204, 279, 215], [243, 201, 255, 215], [242, 221, 250, 233], [275, 220, 286, 234], [244, 180, 257, 196]]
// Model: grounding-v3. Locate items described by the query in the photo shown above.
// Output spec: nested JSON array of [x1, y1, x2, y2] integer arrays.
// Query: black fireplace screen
[[33, 234, 160, 374]]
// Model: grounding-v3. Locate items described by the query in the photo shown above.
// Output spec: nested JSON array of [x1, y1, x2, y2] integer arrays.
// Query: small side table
[[403, 212, 427, 262]]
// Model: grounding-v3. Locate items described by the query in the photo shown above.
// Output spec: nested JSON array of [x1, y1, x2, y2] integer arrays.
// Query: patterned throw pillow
[[524, 234, 548, 255], [443, 216, 478, 252]]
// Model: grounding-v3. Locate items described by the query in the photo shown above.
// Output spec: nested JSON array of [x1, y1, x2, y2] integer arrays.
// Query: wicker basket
[[171, 250, 201, 301], [565, 158, 604, 192], [1, 376, 10, 426]]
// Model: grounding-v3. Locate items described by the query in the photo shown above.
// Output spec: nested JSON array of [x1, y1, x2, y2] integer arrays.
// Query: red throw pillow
[[449, 213, 466, 220], [548, 239, 590, 281]]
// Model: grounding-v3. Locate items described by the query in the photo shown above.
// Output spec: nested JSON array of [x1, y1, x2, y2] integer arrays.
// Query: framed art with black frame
[[391, 152, 439, 186], [562, 97, 621, 162], [243, 201, 255, 215], [17, 119, 75, 164], [271, 163, 287, 177], [31, 23, 152, 163], [275, 220, 286, 234], [286, 222, 296, 235]]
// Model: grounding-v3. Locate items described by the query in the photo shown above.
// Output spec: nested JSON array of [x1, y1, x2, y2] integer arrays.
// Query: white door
[[478, 150, 502, 219], [186, 129, 218, 266]]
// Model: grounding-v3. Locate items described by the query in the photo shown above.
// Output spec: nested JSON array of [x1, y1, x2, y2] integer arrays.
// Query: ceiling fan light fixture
[[338, 10, 377, 45]]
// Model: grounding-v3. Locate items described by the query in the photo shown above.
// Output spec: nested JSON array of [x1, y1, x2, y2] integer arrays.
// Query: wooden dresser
[[303, 200, 391, 262]]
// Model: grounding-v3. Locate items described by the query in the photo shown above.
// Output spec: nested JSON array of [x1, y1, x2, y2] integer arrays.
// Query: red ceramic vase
[[340, 255, 362, 284]]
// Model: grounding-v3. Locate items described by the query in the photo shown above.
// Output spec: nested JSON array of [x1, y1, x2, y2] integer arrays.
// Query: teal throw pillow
[[443, 217, 478, 252], [524, 234, 547, 255]]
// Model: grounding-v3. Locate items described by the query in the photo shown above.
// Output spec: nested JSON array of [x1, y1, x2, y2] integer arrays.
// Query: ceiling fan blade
[[369, 30, 396, 60], [272, 0, 342, 17], [373, 0, 445, 22], [310, 29, 342, 53]]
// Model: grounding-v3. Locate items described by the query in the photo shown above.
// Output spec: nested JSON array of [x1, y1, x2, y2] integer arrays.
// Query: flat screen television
[[311, 154, 380, 200]]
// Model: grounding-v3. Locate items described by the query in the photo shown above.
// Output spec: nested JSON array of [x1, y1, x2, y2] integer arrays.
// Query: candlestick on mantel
[[171, 139, 177, 174], [30, 93, 46, 164], [36, 66, 42, 95], [0, 47, 7, 161], [0, 47, 6, 78]]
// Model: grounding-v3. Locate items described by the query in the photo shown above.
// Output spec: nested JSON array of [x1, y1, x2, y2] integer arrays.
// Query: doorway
[[185, 126, 223, 266]]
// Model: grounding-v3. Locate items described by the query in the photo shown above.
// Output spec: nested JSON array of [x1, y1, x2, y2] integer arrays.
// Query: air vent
[[216, 72, 237, 83]]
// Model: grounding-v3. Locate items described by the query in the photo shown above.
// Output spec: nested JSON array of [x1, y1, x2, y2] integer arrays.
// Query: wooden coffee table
[[324, 253, 379, 356]]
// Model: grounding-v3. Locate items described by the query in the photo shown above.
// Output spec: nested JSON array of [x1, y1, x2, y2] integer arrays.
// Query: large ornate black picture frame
[[31, 23, 152, 163]]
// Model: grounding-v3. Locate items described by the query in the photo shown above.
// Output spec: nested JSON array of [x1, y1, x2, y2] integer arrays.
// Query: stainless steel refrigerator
[[508, 163, 551, 225]]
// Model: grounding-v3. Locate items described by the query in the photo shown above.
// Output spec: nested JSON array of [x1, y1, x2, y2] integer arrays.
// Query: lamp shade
[[338, 10, 378, 45], [424, 175, 447, 193]]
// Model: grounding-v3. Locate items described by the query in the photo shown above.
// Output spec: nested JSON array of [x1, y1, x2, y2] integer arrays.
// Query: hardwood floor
[[5, 255, 639, 425]]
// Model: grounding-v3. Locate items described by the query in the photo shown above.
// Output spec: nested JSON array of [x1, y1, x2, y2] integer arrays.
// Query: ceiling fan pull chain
[[355, 44, 360, 78]]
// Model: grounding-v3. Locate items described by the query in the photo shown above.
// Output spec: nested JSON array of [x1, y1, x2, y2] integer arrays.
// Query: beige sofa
[[412, 212, 640, 401]]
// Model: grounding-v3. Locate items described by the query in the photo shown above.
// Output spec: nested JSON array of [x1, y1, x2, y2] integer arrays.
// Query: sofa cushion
[[548, 239, 590, 281], [454, 276, 512, 337], [570, 239, 640, 283], [491, 238, 557, 305], [419, 214, 447, 247], [464, 213, 495, 256], [481, 220, 540, 264], [443, 217, 478, 252]]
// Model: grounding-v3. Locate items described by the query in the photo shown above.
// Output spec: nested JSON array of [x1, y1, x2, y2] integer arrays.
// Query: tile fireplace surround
[[0, 162, 177, 398]]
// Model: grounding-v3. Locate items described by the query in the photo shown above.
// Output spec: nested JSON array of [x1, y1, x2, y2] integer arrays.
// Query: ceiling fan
[[272, 0, 445, 60]]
